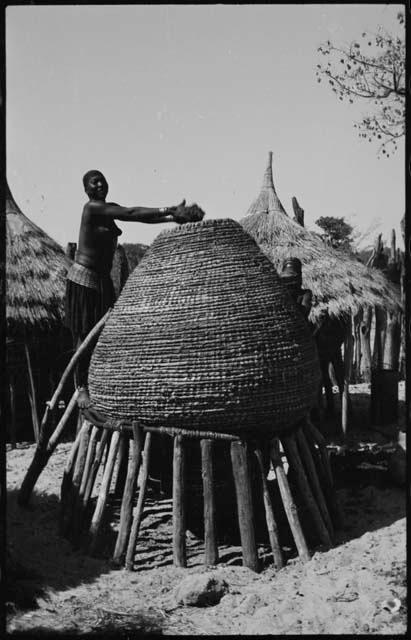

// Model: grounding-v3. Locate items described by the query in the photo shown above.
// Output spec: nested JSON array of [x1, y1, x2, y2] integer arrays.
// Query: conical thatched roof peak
[[241, 157, 401, 323], [247, 151, 288, 218], [6, 181, 71, 335]]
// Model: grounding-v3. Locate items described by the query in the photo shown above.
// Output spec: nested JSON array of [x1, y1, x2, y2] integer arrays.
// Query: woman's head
[[83, 170, 108, 201]]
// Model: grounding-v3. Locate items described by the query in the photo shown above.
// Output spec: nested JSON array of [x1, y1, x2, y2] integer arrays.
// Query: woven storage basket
[[88, 218, 320, 435]]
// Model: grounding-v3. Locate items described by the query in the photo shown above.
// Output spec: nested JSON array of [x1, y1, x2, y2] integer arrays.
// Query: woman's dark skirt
[[64, 278, 115, 339]]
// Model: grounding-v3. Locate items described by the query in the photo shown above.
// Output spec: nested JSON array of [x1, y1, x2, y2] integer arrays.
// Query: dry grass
[[240, 154, 401, 323], [6, 184, 71, 334]]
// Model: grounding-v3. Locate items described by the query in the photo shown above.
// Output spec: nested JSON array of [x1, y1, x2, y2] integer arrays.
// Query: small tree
[[316, 11, 405, 157], [315, 216, 353, 250]]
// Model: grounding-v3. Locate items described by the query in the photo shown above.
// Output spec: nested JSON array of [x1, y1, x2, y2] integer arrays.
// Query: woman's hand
[[171, 202, 205, 224]]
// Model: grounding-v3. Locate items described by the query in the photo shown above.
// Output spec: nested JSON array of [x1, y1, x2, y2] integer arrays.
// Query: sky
[[6, 4, 405, 250]]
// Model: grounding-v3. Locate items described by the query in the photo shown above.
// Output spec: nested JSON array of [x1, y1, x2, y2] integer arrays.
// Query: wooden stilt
[[295, 428, 334, 540], [114, 434, 130, 498], [125, 432, 152, 570], [18, 388, 80, 506], [65, 421, 93, 542], [24, 343, 40, 443], [79, 426, 100, 499], [172, 435, 187, 568], [113, 423, 143, 565], [254, 447, 283, 570], [281, 433, 332, 549], [82, 427, 110, 508], [230, 440, 259, 572], [305, 419, 344, 529], [88, 430, 121, 555], [201, 439, 218, 566], [270, 439, 310, 562], [61, 427, 81, 505], [60, 420, 92, 537], [8, 378, 17, 449]]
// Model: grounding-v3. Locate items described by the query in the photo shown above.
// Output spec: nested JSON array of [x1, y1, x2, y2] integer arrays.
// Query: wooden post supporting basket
[[58, 409, 341, 573]]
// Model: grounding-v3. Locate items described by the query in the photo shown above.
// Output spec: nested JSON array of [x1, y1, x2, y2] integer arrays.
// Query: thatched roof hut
[[6, 182, 71, 335], [6, 182, 72, 443], [240, 153, 401, 323]]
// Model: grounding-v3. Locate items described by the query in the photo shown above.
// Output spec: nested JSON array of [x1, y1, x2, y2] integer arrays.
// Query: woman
[[65, 169, 203, 402]]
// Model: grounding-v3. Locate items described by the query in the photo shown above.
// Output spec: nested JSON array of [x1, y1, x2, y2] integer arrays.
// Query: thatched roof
[[240, 153, 401, 323], [6, 182, 71, 335]]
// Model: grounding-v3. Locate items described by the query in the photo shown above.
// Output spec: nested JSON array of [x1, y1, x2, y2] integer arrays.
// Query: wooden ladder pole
[[201, 439, 218, 566], [113, 423, 143, 565], [230, 440, 259, 572], [125, 431, 153, 570], [172, 435, 187, 568], [18, 388, 80, 506], [281, 433, 332, 549], [88, 430, 121, 555], [270, 439, 310, 562], [48, 311, 110, 414], [254, 447, 284, 570]]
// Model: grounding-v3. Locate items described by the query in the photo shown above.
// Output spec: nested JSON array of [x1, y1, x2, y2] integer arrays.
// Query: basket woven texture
[[88, 218, 320, 435]]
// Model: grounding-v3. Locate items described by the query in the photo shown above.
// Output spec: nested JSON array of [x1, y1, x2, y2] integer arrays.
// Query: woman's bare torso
[[76, 204, 122, 273]]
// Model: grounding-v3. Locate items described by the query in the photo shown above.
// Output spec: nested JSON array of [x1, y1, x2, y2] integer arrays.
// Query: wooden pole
[[82, 427, 110, 508], [295, 429, 334, 539], [390, 229, 396, 264], [61, 428, 81, 505], [359, 306, 372, 382], [269, 439, 310, 562], [383, 310, 401, 370], [113, 423, 143, 565], [201, 439, 218, 566], [342, 314, 353, 435], [125, 432, 152, 570], [172, 435, 187, 568], [254, 447, 283, 570], [373, 306, 387, 369], [8, 378, 17, 449], [79, 426, 100, 499], [305, 419, 344, 529], [60, 420, 92, 538], [281, 433, 331, 549], [88, 430, 121, 555], [40, 310, 110, 424], [18, 388, 80, 506], [114, 434, 130, 498], [24, 343, 40, 443], [230, 440, 259, 572], [353, 309, 362, 383]]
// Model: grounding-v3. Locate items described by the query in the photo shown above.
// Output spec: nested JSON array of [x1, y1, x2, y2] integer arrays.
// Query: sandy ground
[[6, 383, 407, 636]]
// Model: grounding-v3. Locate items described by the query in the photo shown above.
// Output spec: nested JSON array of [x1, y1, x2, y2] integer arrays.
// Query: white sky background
[[6, 4, 405, 250]]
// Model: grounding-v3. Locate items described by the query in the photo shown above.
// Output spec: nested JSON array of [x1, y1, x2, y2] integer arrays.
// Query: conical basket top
[[88, 218, 320, 435]]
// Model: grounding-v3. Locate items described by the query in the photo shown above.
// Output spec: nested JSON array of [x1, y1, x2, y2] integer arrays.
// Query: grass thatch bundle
[[89, 218, 320, 435], [6, 184, 71, 335], [241, 153, 401, 323]]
